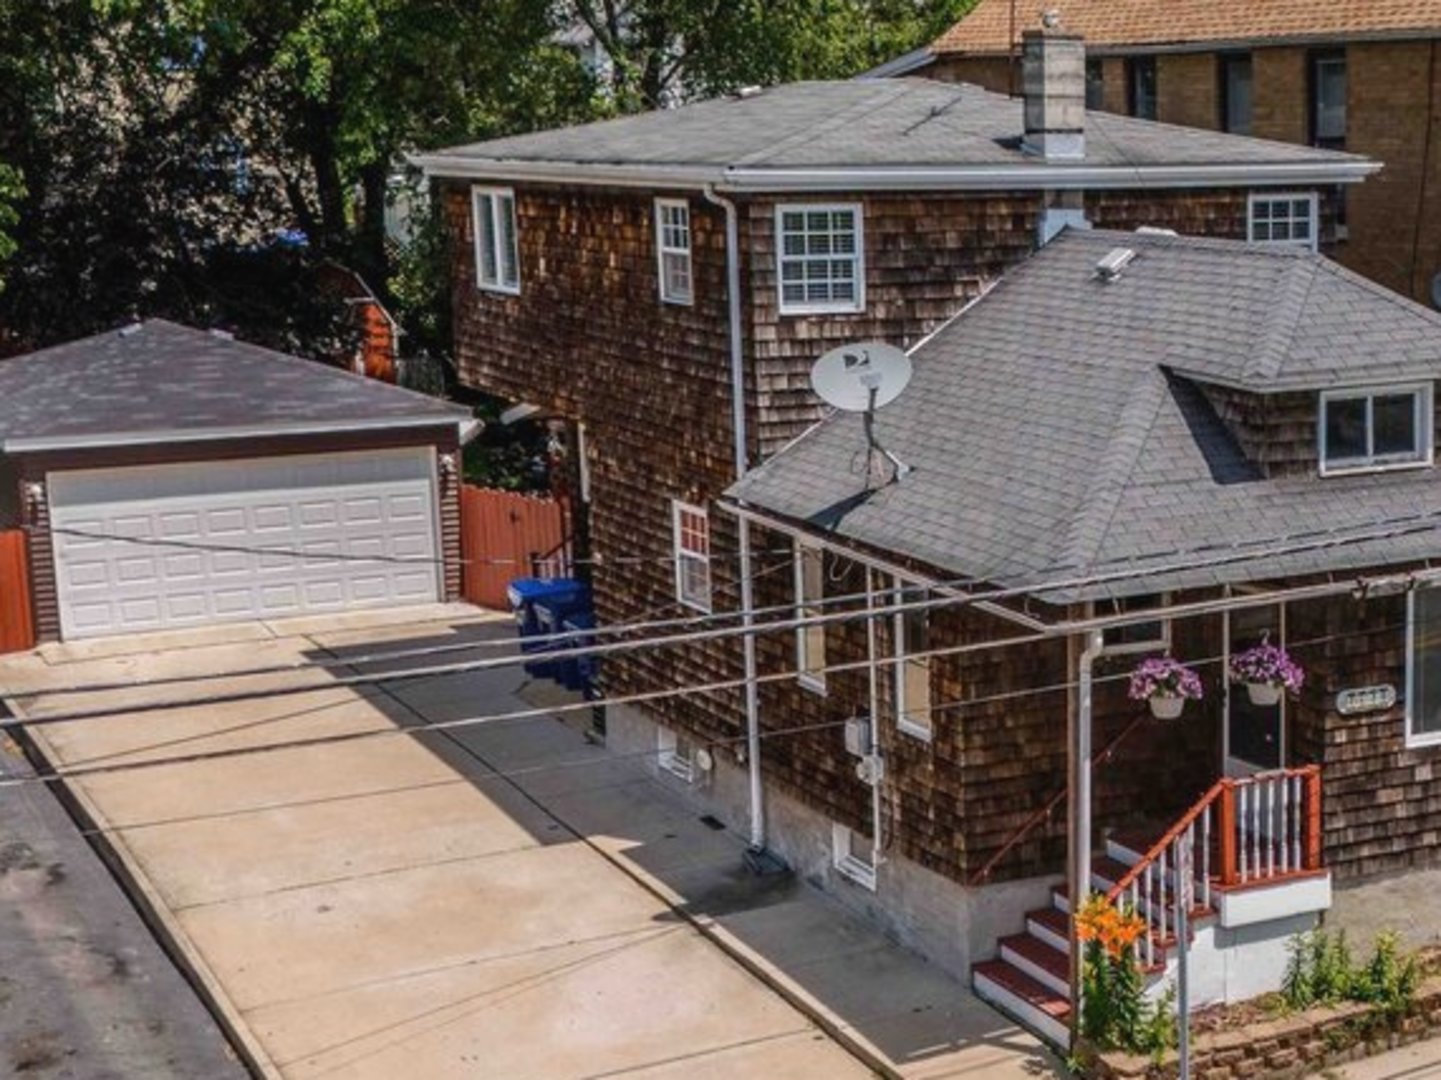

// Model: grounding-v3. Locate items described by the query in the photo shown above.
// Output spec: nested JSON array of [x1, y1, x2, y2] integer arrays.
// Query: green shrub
[[1284, 928, 1419, 1014]]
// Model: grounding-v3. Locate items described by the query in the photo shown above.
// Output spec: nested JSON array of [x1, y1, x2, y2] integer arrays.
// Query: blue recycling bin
[[560, 611, 598, 691], [506, 577, 589, 678], [532, 585, 592, 681]]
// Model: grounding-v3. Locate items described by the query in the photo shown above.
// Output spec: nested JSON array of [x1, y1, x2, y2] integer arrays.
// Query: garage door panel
[[49, 450, 442, 640]]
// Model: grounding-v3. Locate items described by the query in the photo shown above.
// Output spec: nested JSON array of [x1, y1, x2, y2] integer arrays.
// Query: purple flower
[[1229, 643, 1304, 693], [1127, 656, 1204, 702]]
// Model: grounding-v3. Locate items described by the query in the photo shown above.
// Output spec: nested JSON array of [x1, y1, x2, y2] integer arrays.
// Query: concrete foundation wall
[[1325, 865, 1441, 953], [606, 702, 1054, 981]]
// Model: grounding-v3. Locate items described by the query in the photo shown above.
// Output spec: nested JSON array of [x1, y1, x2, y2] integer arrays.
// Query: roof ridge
[[732, 80, 924, 168], [1247, 258, 1319, 382]]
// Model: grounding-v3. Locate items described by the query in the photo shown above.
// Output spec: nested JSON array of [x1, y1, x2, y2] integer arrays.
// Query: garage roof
[[0, 320, 472, 452]]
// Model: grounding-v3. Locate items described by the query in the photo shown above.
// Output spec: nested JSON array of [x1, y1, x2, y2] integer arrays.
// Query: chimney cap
[[1041, 9, 1062, 30]]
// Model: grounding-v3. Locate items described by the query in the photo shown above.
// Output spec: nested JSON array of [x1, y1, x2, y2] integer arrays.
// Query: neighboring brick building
[[907, 0, 1441, 304], [417, 34, 1374, 1044]]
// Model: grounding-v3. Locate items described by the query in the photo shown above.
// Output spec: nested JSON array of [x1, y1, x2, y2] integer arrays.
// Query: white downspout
[[1069, 628, 1106, 1027], [866, 569, 885, 867], [704, 183, 768, 858]]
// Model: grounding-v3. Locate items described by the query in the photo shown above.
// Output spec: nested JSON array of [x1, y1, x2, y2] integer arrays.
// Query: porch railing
[[1106, 765, 1322, 969]]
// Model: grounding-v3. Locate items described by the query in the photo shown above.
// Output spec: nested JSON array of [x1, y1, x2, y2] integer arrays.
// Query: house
[[911, 0, 1441, 306], [726, 226, 1441, 1041], [414, 32, 1382, 1041], [0, 320, 475, 641]]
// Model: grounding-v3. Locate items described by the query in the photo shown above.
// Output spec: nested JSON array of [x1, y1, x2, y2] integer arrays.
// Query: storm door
[[1224, 603, 1286, 777]]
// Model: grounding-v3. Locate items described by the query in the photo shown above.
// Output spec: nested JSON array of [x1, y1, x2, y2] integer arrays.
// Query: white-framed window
[[1408, 585, 1441, 748], [1319, 384, 1434, 476], [1248, 192, 1319, 251], [657, 726, 696, 781], [672, 500, 712, 613], [795, 540, 826, 693], [776, 203, 864, 315], [1312, 52, 1347, 147], [472, 186, 520, 294], [1099, 594, 1172, 656], [831, 823, 877, 890], [893, 578, 932, 741], [655, 198, 693, 305]]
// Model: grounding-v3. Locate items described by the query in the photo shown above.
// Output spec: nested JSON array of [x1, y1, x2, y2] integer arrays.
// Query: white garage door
[[49, 448, 442, 639]]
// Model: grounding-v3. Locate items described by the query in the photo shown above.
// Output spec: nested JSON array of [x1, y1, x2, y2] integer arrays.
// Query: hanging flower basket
[[1127, 656, 1203, 720], [1229, 641, 1304, 707]]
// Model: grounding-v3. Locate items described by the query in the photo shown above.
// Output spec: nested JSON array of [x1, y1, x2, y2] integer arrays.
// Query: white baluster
[[1266, 778, 1276, 879], [1158, 847, 1168, 942], [1279, 777, 1290, 874], [1201, 803, 1212, 909], [1238, 784, 1249, 883], [1291, 774, 1303, 871]]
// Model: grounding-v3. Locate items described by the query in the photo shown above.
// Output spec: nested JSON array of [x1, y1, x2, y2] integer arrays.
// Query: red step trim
[[973, 960, 1071, 1020], [1000, 933, 1069, 981]]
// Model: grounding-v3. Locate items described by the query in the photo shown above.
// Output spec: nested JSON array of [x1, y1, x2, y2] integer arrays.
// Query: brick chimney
[[1021, 14, 1086, 162]]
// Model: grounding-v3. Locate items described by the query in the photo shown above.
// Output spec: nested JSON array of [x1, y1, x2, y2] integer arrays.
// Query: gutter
[[412, 155, 1378, 193], [0, 414, 475, 454]]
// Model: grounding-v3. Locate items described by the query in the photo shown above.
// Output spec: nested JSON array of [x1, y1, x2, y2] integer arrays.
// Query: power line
[[10, 502, 1441, 724]]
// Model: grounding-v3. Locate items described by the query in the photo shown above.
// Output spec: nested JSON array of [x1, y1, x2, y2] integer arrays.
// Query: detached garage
[[0, 320, 476, 641]]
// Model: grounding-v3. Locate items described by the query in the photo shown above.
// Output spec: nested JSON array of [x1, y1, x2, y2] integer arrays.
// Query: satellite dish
[[810, 342, 913, 412]]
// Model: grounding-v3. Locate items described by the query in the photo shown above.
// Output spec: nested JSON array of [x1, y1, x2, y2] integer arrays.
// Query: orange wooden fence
[[0, 529, 35, 653], [459, 486, 571, 610]]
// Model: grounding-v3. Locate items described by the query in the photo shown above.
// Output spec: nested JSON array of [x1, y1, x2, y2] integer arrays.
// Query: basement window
[[657, 726, 696, 781], [1320, 385, 1433, 475], [893, 578, 933, 741], [832, 823, 877, 890], [472, 186, 520, 294], [672, 500, 712, 613], [776, 204, 864, 315], [655, 198, 693, 305], [795, 539, 826, 693], [1248, 192, 1318, 251]]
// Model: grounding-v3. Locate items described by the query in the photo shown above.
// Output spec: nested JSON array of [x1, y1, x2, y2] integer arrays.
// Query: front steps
[[972, 833, 1217, 1050]]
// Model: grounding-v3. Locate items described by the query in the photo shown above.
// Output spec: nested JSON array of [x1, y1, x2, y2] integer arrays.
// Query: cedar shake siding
[[10, 427, 462, 642]]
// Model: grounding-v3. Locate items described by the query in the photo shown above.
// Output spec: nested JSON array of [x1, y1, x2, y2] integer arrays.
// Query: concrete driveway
[[0, 606, 871, 1079]]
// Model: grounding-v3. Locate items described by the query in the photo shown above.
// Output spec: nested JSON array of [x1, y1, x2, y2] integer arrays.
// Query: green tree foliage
[[0, 163, 22, 291]]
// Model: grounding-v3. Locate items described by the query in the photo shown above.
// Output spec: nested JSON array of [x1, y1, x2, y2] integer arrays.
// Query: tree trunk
[[356, 160, 390, 289]]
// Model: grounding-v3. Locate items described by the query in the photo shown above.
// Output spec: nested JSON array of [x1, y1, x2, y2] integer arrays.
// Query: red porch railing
[[1106, 765, 1323, 968]]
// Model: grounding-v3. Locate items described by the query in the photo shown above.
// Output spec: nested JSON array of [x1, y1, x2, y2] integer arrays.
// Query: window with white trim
[[795, 540, 826, 693], [1099, 594, 1172, 656], [655, 198, 693, 305], [893, 578, 932, 741], [1248, 193, 1318, 251], [657, 726, 696, 781], [672, 500, 712, 612], [472, 186, 520, 293], [1408, 585, 1441, 748], [1320, 385, 1433, 475], [831, 823, 877, 890], [776, 204, 863, 314]]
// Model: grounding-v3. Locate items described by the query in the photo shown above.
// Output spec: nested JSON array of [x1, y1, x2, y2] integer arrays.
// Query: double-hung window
[[1220, 53, 1254, 135], [1127, 57, 1158, 120], [1407, 585, 1441, 748], [776, 204, 864, 315], [672, 500, 712, 612], [893, 578, 933, 741], [1099, 594, 1171, 656], [472, 186, 520, 294], [795, 540, 826, 692], [1319, 385, 1434, 475], [655, 198, 693, 304], [1248, 192, 1319, 251], [1311, 52, 1347, 148]]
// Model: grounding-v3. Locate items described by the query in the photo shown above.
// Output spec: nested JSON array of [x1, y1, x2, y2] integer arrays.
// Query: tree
[[565, 0, 976, 109], [0, 163, 21, 292]]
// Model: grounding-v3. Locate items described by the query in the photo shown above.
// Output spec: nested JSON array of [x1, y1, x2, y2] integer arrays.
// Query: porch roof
[[727, 229, 1441, 603]]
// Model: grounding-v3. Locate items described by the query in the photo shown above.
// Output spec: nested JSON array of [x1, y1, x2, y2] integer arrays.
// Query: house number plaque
[[1336, 685, 1397, 715]]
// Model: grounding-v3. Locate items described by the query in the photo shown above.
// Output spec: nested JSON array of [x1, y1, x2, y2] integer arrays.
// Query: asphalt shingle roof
[[0, 320, 470, 450], [422, 79, 1365, 178], [933, 0, 1441, 55], [727, 230, 1441, 603]]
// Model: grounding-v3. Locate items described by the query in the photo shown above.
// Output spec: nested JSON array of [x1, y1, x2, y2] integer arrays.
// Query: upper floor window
[[1220, 53, 1253, 135], [777, 204, 864, 315], [1320, 384, 1434, 476], [893, 578, 932, 741], [1248, 192, 1318, 251], [672, 500, 712, 612], [655, 198, 693, 305], [1085, 58, 1105, 110], [1127, 57, 1157, 120], [1099, 594, 1171, 656], [1407, 584, 1441, 748], [795, 540, 826, 693], [472, 186, 520, 294], [1311, 51, 1347, 148]]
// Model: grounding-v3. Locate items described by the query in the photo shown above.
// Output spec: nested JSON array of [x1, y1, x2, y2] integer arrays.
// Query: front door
[[1224, 603, 1286, 777]]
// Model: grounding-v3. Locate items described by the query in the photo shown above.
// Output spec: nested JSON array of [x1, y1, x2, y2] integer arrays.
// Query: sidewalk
[[1335, 1038, 1441, 1079]]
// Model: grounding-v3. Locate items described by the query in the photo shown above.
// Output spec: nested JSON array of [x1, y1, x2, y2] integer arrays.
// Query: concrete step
[[998, 932, 1069, 998], [972, 959, 1071, 1050]]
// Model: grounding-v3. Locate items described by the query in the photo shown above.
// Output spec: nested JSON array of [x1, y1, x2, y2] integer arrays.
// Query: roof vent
[[735, 85, 763, 99], [1135, 226, 1178, 237], [118, 322, 143, 337], [1095, 247, 1137, 281], [209, 328, 235, 341]]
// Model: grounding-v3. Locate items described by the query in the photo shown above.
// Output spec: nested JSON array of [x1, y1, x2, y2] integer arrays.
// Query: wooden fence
[[0, 529, 34, 653], [459, 486, 571, 610]]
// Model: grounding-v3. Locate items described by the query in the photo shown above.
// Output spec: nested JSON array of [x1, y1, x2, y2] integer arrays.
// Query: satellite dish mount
[[810, 342, 914, 487]]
